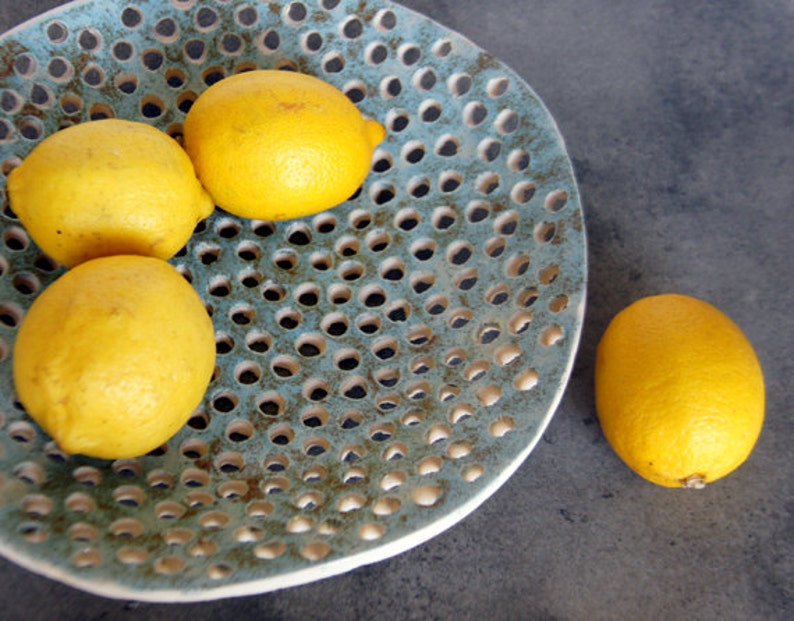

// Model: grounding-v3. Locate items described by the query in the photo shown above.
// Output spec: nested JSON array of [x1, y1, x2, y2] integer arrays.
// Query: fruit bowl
[[0, 0, 586, 601]]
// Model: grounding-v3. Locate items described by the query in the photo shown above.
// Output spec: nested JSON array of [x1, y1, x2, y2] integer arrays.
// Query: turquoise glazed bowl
[[0, 0, 586, 601]]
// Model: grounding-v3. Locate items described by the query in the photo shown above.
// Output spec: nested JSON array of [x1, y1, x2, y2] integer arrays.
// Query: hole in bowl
[[271, 355, 300, 379]]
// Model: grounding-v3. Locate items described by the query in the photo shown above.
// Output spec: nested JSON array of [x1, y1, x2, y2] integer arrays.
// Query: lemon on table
[[183, 69, 386, 220], [13, 255, 216, 459], [595, 293, 765, 488], [7, 119, 214, 268]]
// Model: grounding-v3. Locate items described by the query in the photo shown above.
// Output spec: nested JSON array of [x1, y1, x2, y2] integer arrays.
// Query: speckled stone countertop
[[0, 1, 791, 619]]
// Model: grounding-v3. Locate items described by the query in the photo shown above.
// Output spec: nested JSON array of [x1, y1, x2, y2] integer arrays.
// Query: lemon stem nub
[[365, 119, 387, 147], [682, 474, 706, 489]]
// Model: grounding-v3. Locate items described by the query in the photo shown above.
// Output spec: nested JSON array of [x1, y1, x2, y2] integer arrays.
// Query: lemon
[[13, 255, 216, 459], [595, 293, 765, 488], [7, 119, 214, 267], [183, 69, 386, 220]]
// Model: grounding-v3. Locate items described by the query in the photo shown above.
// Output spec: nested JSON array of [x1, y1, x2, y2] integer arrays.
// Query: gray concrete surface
[[0, 1, 792, 619]]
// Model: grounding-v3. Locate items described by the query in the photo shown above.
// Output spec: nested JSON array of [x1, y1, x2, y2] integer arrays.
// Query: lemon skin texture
[[13, 255, 216, 459], [183, 70, 386, 220], [7, 119, 214, 267], [595, 294, 765, 488]]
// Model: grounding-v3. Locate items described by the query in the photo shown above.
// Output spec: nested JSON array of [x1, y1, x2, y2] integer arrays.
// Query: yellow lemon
[[7, 119, 214, 267], [13, 255, 216, 459], [595, 293, 764, 488], [183, 69, 386, 220]]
